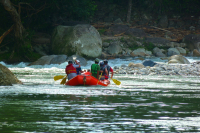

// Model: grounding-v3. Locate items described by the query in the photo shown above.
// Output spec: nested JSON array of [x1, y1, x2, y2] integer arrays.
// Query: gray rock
[[52, 24, 102, 58], [155, 51, 166, 57], [167, 48, 180, 56], [29, 55, 57, 66], [153, 47, 166, 57], [142, 60, 157, 67], [107, 41, 122, 55], [121, 64, 127, 67], [50, 55, 67, 64], [183, 34, 200, 51], [176, 47, 186, 55]]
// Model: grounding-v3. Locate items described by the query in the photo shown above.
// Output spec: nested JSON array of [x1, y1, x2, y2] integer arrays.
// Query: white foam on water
[[0, 56, 199, 70]]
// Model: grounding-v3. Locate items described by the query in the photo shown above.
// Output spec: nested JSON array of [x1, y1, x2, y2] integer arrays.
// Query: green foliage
[[135, 0, 200, 15], [98, 29, 106, 35], [143, 42, 155, 51], [103, 40, 112, 43], [0, 53, 10, 61], [129, 42, 143, 51], [120, 37, 126, 42], [129, 45, 143, 51]]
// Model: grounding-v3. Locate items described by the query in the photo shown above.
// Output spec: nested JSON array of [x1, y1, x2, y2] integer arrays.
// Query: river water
[[0, 57, 200, 132]]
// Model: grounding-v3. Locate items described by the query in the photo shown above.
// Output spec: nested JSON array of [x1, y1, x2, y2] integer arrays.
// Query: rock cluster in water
[[113, 61, 200, 76]]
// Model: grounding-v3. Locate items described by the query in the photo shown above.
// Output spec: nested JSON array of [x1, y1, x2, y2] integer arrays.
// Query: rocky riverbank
[[113, 60, 200, 76]]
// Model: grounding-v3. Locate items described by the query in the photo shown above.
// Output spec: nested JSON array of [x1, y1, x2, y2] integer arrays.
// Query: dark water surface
[[0, 68, 200, 132]]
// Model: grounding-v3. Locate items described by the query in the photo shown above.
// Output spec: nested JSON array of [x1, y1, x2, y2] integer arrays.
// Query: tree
[[0, 0, 25, 41], [127, 0, 132, 23]]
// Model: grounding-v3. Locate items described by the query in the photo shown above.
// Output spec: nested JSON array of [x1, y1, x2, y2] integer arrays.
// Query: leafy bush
[[98, 29, 106, 35]]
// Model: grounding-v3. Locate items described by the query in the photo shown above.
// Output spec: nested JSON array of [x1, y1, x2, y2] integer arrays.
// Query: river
[[0, 57, 200, 132]]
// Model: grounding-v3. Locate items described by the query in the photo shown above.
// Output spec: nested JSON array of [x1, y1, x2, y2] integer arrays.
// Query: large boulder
[[107, 40, 122, 55], [29, 55, 67, 66], [0, 64, 22, 86], [183, 34, 200, 51], [168, 55, 190, 64], [51, 24, 102, 58]]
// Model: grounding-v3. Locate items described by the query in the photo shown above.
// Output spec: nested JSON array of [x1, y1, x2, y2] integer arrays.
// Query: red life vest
[[65, 64, 77, 75]]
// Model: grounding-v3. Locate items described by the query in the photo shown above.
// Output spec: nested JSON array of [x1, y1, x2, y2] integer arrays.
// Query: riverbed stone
[[0, 64, 22, 86], [176, 47, 186, 55], [114, 60, 200, 76], [183, 34, 200, 51], [142, 60, 157, 67], [107, 40, 123, 55], [168, 55, 190, 64], [193, 49, 200, 57], [128, 63, 144, 68], [167, 48, 180, 56]]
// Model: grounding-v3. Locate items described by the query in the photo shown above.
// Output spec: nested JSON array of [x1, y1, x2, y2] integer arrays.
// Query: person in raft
[[65, 60, 80, 80], [91, 58, 100, 79], [99, 61, 108, 80], [103, 60, 114, 80], [74, 60, 85, 75]]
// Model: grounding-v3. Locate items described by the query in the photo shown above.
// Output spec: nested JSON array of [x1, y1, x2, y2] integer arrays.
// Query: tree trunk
[[127, 0, 132, 23], [0, 0, 25, 40]]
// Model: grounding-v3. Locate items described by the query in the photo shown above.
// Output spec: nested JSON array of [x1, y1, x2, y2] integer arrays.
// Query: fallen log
[[0, 25, 14, 44]]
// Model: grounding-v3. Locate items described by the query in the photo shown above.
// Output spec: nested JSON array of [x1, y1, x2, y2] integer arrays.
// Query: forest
[[0, 0, 200, 63]]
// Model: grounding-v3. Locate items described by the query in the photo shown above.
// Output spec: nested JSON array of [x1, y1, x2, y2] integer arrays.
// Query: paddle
[[54, 75, 65, 81], [53, 75, 67, 85], [60, 75, 67, 85], [110, 78, 121, 85], [97, 73, 102, 84]]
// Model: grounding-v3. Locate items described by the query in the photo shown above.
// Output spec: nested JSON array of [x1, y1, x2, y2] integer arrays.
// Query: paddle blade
[[111, 78, 121, 85], [54, 75, 65, 81], [60, 76, 67, 85]]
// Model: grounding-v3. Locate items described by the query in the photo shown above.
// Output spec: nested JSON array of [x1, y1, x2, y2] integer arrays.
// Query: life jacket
[[104, 64, 111, 79], [65, 64, 77, 75], [104, 64, 110, 75], [91, 64, 99, 75], [76, 67, 81, 75], [100, 66, 106, 75]]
